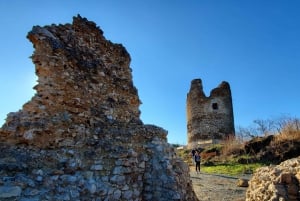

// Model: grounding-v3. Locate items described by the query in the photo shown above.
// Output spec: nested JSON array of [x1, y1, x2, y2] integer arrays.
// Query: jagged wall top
[[188, 79, 231, 99], [27, 14, 141, 122], [1, 15, 142, 147]]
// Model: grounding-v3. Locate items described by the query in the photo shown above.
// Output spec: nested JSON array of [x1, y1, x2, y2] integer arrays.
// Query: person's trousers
[[195, 162, 200, 172]]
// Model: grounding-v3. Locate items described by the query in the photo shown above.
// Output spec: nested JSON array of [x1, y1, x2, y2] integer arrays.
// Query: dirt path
[[190, 171, 251, 201]]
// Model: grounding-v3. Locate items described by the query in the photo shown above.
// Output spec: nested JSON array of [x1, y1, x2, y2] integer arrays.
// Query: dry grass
[[271, 123, 300, 146], [221, 135, 244, 156], [201, 151, 218, 160]]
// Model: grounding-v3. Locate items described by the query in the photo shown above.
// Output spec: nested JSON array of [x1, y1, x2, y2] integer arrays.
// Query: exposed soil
[[190, 170, 252, 201]]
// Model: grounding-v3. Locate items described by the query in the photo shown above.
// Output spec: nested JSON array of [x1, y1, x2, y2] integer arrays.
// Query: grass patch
[[200, 163, 264, 176]]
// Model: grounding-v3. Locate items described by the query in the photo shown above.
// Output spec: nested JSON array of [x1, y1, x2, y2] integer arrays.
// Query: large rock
[[0, 15, 198, 201], [246, 156, 300, 201]]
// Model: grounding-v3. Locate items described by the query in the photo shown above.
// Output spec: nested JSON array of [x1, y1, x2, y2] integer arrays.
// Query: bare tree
[[253, 119, 276, 136], [236, 115, 300, 140], [236, 126, 257, 141]]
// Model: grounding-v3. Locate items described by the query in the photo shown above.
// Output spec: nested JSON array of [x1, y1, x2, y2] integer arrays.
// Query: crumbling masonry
[[0, 15, 198, 201], [186, 79, 235, 149]]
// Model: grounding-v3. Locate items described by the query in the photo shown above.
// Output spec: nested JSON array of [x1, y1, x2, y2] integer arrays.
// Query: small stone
[[123, 190, 133, 200], [0, 186, 22, 198], [19, 198, 39, 201], [83, 171, 94, 180], [50, 175, 59, 181], [138, 161, 145, 169], [113, 189, 121, 199], [36, 169, 44, 175], [86, 183, 97, 194], [60, 175, 77, 183], [237, 178, 249, 187], [23, 130, 35, 140], [113, 166, 123, 174], [52, 170, 64, 175], [110, 175, 125, 185], [58, 193, 71, 201], [23, 188, 40, 196], [36, 176, 43, 182], [70, 189, 80, 198], [91, 164, 103, 171], [67, 150, 75, 155]]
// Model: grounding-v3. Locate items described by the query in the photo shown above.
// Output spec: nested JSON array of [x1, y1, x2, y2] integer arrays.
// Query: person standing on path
[[191, 149, 196, 165], [194, 151, 201, 173]]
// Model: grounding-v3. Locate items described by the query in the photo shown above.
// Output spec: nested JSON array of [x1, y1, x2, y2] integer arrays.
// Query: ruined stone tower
[[186, 79, 235, 149]]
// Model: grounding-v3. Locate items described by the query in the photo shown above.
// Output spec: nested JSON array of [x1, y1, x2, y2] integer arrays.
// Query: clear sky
[[0, 1, 299, 145]]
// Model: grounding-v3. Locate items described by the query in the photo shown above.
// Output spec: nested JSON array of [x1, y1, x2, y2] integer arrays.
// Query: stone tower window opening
[[212, 102, 218, 110]]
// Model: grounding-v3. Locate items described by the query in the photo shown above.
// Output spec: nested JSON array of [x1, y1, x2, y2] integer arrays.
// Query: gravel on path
[[190, 171, 252, 201]]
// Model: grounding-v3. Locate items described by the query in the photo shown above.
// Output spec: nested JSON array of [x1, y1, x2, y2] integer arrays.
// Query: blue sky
[[0, 1, 299, 145]]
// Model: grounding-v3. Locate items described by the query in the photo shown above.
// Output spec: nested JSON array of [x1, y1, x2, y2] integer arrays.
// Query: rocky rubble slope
[[246, 156, 300, 201], [0, 15, 198, 201]]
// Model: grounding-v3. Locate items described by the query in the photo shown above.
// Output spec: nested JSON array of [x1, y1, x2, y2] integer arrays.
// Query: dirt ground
[[190, 170, 252, 201]]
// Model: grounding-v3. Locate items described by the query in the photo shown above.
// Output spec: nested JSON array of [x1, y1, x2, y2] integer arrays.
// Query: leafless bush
[[237, 115, 300, 147], [253, 119, 277, 136], [236, 126, 257, 141], [237, 115, 300, 137]]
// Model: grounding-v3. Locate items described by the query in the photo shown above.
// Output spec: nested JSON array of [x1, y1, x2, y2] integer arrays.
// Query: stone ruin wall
[[187, 79, 235, 149], [1, 15, 141, 148], [0, 15, 198, 201]]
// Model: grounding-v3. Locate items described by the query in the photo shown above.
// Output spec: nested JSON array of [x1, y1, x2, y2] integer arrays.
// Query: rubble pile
[[246, 156, 300, 201]]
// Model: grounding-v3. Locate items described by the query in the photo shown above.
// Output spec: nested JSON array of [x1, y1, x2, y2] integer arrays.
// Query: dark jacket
[[194, 155, 201, 162]]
